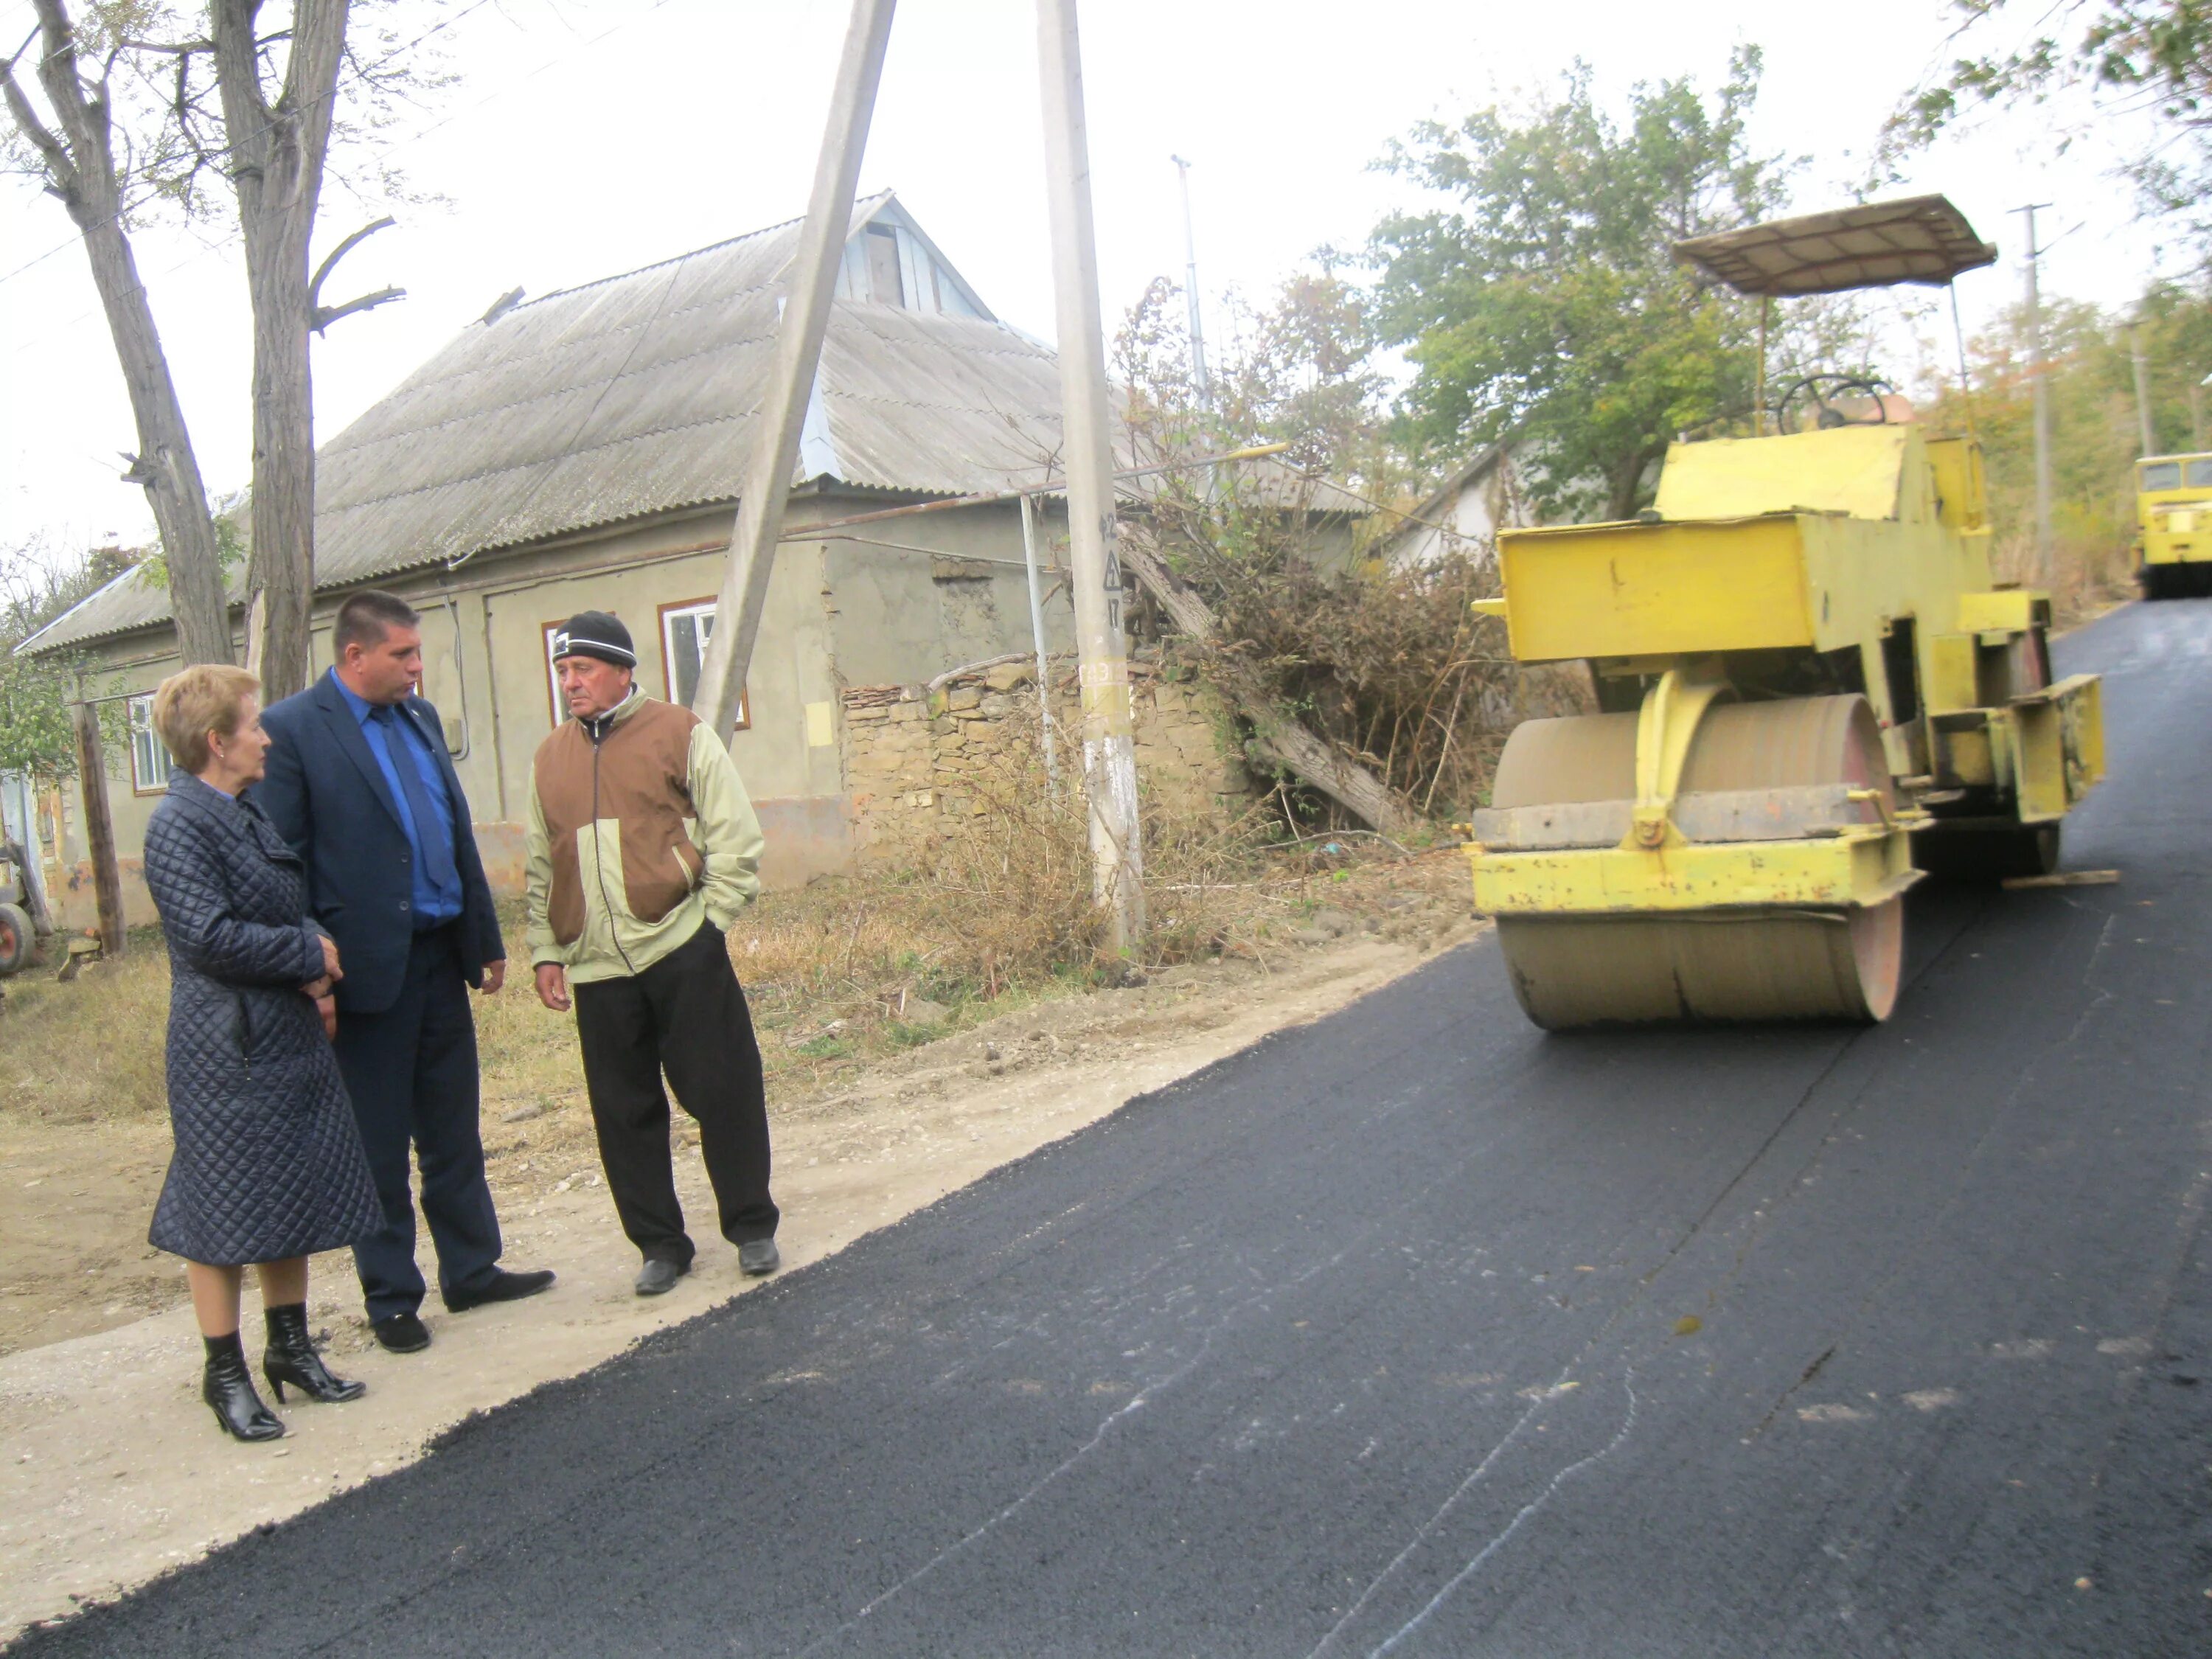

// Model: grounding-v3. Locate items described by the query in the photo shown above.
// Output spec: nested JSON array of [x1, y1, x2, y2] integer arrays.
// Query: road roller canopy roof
[[1673, 195, 1999, 297]]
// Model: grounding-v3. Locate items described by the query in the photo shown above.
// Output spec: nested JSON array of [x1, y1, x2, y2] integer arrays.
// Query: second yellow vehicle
[[2133, 452, 2212, 598], [1464, 197, 2107, 1029]]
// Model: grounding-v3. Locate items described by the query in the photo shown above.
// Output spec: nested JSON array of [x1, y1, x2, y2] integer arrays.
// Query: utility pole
[[2129, 324, 2157, 456], [690, 0, 898, 743], [2012, 203, 2054, 588], [1038, 0, 1144, 956], [1170, 155, 1210, 405]]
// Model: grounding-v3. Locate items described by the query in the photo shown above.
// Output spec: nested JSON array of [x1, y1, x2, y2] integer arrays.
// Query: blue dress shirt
[[330, 675, 465, 927]]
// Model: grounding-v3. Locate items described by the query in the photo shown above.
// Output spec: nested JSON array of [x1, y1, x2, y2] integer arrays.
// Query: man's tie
[[373, 703, 461, 898]]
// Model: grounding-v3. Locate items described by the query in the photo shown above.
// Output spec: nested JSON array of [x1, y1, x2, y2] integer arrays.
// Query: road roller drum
[[1487, 698, 1903, 1028]]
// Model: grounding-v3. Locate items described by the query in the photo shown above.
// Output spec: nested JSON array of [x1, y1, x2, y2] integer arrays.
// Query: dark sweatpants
[[571, 922, 778, 1267], [333, 923, 504, 1321]]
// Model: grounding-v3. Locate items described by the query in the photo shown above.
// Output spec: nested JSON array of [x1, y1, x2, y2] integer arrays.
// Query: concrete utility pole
[[690, 0, 898, 743], [2129, 326, 2157, 456], [1170, 155, 1210, 405], [1038, 0, 1144, 955], [2012, 203, 2054, 588]]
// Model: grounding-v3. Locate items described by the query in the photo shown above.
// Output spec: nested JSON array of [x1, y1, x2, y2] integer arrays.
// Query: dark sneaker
[[634, 1258, 688, 1297], [737, 1238, 781, 1276]]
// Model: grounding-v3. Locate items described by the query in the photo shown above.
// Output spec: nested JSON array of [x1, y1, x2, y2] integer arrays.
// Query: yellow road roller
[[1464, 197, 2107, 1028]]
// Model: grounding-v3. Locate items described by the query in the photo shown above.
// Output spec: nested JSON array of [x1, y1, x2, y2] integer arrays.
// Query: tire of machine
[[0, 902, 30, 975], [1488, 695, 1905, 1029]]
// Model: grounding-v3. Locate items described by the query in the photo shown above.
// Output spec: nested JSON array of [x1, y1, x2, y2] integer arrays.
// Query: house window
[[658, 598, 748, 728], [127, 694, 170, 794], [865, 224, 904, 307]]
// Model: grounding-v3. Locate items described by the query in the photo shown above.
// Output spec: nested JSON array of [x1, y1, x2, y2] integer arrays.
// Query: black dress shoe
[[442, 1267, 557, 1312], [633, 1258, 687, 1297], [263, 1303, 366, 1404], [203, 1332, 285, 1442], [738, 1238, 781, 1276], [371, 1311, 432, 1353]]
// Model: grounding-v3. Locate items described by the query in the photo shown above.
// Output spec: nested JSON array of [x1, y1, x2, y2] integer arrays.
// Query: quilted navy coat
[[144, 773, 380, 1265]]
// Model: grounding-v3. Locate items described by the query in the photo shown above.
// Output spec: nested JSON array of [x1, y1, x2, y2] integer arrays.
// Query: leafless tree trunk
[[1, 1, 233, 667], [1117, 537, 1415, 835], [211, 0, 349, 700]]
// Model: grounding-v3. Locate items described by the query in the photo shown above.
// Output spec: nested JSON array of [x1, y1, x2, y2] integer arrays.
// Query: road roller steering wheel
[[1773, 374, 1897, 433]]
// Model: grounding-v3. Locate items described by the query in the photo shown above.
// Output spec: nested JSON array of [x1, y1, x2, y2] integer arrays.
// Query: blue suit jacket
[[255, 671, 505, 1015]]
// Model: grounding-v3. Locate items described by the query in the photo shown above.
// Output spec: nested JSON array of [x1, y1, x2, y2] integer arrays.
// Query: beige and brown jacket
[[524, 689, 764, 984]]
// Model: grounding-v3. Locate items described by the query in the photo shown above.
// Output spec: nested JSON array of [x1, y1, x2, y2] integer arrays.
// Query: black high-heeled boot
[[203, 1332, 285, 1441], [262, 1303, 366, 1405]]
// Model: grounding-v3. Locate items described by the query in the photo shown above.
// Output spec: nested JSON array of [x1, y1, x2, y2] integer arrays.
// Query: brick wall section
[[844, 658, 1251, 863]]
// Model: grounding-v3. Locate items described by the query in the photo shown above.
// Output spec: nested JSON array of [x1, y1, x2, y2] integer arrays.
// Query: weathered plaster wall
[[822, 497, 1076, 689], [843, 658, 1249, 864]]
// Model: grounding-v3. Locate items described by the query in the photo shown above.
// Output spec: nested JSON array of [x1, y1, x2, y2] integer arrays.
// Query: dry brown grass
[[1989, 529, 2138, 633], [0, 937, 171, 1124]]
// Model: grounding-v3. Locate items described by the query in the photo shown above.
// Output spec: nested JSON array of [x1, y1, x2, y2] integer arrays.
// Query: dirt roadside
[[0, 915, 1481, 1642]]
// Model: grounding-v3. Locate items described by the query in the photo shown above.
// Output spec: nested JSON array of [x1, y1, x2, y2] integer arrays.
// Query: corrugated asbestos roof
[[24, 192, 1080, 653]]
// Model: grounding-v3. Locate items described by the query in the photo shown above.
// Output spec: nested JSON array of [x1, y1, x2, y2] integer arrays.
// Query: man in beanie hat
[[525, 610, 781, 1292]]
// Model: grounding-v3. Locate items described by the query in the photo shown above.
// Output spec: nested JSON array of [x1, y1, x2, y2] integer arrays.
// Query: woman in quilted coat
[[142, 664, 383, 1442]]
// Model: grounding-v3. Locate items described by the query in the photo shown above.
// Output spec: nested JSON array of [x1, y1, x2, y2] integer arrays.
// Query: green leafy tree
[[0, 540, 138, 782], [1890, 2, 2212, 247], [1368, 49, 1806, 522]]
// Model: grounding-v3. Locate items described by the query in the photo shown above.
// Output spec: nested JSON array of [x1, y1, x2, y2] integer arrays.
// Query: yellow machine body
[[2134, 453, 2212, 597], [1466, 420, 2107, 1027]]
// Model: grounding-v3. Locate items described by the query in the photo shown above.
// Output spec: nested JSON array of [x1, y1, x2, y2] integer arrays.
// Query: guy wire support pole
[[2011, 202, 2054, 590], [1018, 492, 1060, 794], [691, 0, 898, 743], [1038, 0, 1144, 956]]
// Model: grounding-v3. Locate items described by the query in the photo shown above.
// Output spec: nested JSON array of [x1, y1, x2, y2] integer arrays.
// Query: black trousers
[[571, 922, 778, 1266], [333, 924, 504, 1320]]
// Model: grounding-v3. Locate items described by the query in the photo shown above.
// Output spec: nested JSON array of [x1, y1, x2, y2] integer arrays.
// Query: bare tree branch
[[311, 282, 400, 332], [306, 210, 391, 307]]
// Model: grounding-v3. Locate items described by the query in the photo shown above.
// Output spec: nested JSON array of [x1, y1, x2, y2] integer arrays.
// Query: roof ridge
[[513, 188, 898, 314]]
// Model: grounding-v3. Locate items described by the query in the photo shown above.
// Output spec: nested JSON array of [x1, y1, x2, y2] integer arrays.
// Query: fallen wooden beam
[[2000, 869, 2121, 891], [1117, 538, 1414, 835]]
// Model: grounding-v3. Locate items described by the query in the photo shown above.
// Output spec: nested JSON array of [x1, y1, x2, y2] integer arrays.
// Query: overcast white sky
[[0, 0, 2186, 563]]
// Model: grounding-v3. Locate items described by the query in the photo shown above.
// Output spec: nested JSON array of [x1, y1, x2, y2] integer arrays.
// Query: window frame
[[541, 620, 568, 728], [656, 597, 748, 728], [126, 692, 169, 796]]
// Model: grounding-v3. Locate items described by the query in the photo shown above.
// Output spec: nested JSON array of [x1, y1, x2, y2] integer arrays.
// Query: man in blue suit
[[258, 589, 553, 1353]]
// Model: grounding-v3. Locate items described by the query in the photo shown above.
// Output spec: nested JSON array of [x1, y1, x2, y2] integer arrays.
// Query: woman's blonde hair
[[150, 664, 261, 774]]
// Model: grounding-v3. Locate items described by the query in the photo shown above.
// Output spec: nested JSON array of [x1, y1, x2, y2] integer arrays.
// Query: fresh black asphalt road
[[17, 598, 2212, 1658]]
